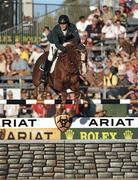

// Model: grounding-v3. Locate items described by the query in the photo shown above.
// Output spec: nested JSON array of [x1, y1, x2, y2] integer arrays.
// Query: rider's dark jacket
[[47, 23, 80, 52]]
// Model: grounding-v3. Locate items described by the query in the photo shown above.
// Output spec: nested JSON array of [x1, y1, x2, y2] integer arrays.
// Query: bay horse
[[32, 41, 82, 98]]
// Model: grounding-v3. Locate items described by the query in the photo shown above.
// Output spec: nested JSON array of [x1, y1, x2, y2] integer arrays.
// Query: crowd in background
[[0, 0, 138, 117]]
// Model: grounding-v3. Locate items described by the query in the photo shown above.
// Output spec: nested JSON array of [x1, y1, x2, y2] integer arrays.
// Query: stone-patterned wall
[[0, 140, 138, 179]]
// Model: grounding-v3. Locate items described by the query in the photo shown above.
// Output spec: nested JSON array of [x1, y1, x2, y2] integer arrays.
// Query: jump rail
[[0, 99, 137, 104]]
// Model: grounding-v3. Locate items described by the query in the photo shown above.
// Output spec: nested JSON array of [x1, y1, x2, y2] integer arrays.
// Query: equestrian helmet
[[58, 15, 70, 24]]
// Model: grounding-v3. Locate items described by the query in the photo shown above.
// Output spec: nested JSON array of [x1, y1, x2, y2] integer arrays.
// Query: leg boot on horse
[[40, 59, 52, 84]]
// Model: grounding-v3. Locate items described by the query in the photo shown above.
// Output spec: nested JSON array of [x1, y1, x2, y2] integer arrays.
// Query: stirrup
[[39, 64, 44, 71], [41, 73, 48, 83], [41, 78, 45, 83]]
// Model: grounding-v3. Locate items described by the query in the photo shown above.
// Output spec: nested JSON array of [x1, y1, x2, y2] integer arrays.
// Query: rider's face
[[59, 23, 68, 31]]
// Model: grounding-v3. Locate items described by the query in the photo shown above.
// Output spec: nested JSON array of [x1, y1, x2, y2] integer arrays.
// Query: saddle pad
[[50, 56, 58, 74]]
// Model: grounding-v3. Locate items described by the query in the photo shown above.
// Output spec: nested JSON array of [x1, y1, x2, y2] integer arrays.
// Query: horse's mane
[[66, 40, 77, 50]]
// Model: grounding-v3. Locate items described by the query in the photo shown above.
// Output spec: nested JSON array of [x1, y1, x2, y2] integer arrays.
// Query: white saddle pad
[[50, 56, 58, 74]]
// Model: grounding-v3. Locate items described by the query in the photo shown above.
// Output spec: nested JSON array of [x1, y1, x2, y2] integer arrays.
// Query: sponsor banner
[[61, 128, 137, 140], [0, 118, 56, 128], [0, 128, 137, 140], [72, 117, 138, 128], [0, 117, 138, 128], [0, 128, 60, 140]]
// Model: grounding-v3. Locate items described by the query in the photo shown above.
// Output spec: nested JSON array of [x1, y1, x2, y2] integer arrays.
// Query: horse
[[32, 42, 89, 132], [32, 41, 82, 98]]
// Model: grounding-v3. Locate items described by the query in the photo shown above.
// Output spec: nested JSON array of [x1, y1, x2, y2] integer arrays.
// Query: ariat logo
[[55, 114, 72, 132], [123, 130, 133, 140]]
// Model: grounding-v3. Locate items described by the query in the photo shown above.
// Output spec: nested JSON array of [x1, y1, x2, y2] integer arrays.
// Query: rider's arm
[[52, 26, 67, 52], [70, 24, 81, 44]]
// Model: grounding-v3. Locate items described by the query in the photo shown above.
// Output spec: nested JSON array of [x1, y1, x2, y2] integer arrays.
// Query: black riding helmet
[[58, 15, 70, 24]]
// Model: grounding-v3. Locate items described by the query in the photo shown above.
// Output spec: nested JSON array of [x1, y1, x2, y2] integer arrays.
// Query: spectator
[[64, 90, 80, 117], [104, 70, 130, 99], [130, 2, 138, 19], [125, 62, 136, 83], [119, 50, 129, 62], [11, 53, 30, 76], [85, 18, 102, 44], [123, 89, 138, 117], [79, 95, 96, 117], [25, 40, 34, 54], [108, 50, 120, 67], [87, 6, 101, 23], [117, 58, 126, 74], [19, 46, 29, 62], [114, 9, 127, 26], [28, 45, 43, 67], [85, 59, 104, 87], [4, 45, 14, 60], [103, 68, 118, 88], [117, 70, 131, 97], [101, 20, 116, 39], [80, 31, 88, 45], [14, 41, 22, 55], [76, 16, 89, 37], [4, 90, 19, 117], [127, 2, 138, 25], [114, 20, 127, 38], [105, 59, 118, 75], [44, 92, 56, 117], [18, 89, 32, 118], [101, 5, 113, 22], [32, 103, 46, 117], [40, 26, 51, 47], [103, 68, 118, 98], [131, 56, 138, 74], [5, 55, 12, 76], [0, 53, 7, 76], [118, 36, 135, 55]]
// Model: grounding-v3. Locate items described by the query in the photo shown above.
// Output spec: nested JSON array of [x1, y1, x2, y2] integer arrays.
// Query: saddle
[[49, 50, 68, 73]]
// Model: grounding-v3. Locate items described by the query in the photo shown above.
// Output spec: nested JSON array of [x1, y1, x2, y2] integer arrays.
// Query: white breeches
[[48, 43, 58, 61], [48, 42, 72, 61]]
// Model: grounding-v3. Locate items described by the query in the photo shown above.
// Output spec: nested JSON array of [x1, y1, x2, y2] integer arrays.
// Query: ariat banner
[[0, 118, 56, 128], [1, 128, 60, 140], [71, 117, 138, 128], [0, 117, 138, 128], [0, 118, 138, 140]]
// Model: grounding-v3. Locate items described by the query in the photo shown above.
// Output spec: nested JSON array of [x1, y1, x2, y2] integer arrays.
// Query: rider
[[40, 14, 85, 83]]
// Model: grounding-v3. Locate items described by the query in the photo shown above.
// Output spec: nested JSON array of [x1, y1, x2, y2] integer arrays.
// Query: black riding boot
[[40, 59, 52, 83]]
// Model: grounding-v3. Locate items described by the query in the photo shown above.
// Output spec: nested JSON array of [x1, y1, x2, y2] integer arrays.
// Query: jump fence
[[0, 99, 137, 105]]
